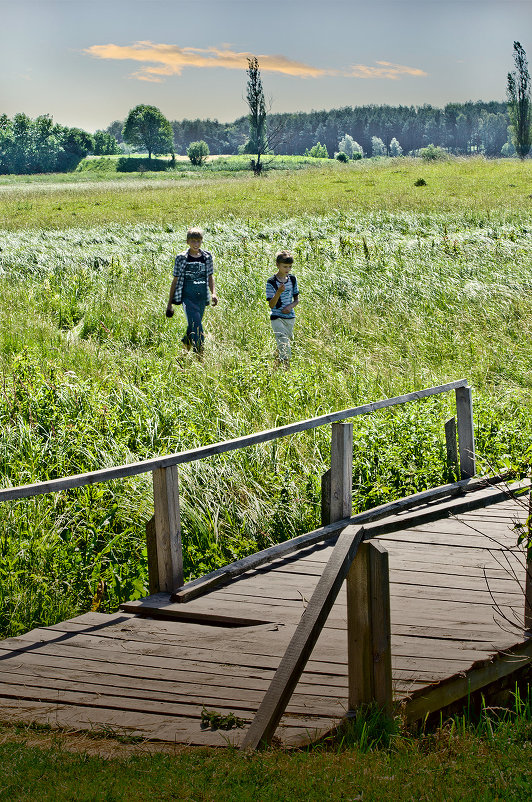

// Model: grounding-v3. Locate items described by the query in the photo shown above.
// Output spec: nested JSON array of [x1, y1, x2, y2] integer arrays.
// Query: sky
[[1, 0, 531, 132]]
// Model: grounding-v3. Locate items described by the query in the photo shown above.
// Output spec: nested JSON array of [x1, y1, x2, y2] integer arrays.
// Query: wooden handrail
[[0, 379, 468, 502]]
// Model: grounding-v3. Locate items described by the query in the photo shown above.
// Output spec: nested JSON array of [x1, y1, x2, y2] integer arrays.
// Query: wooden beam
[[152, 466, 183, 591], [347, 541, 392, 715], [403, 639, 532, 723], [0, 380, 468, 501], [456, 385, 475, 479], [240, 525, 365, 750], [330, 422, 353, 523]]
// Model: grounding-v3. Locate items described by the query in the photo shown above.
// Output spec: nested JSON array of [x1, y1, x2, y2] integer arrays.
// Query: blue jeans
[[182, 286, 207, 352]]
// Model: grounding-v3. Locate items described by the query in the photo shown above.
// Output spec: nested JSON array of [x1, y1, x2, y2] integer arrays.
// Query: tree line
[[1, 42, 529, 174], [0, 114, 119, 175], [105, 100, 513, 159]]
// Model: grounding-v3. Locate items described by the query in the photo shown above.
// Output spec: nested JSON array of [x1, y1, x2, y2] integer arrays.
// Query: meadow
[[1, 156, 532, 641], [1, 155, 532, 798]]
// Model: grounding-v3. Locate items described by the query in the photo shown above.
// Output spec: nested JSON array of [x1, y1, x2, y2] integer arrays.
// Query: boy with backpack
[[266, 251, 299, 367]]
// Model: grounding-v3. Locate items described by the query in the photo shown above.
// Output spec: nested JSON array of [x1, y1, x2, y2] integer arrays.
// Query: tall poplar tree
[[507, 41, 532, 159], [245, 57, 268, 174]]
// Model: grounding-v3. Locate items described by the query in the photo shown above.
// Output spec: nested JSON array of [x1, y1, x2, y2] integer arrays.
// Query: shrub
[[304, 142, 329, 158], [414, 178, 427, 186], [115, 157, 168, 172], [336, 151, 349, 162], [419, 144, 448, 161], [187, 140, 210, 166]]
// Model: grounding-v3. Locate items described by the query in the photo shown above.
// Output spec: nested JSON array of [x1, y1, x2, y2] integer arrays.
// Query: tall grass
[[1, 166, 532, 636]]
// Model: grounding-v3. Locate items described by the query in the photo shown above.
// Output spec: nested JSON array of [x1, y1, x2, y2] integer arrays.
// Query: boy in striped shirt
[[266, 251, 299, 367]]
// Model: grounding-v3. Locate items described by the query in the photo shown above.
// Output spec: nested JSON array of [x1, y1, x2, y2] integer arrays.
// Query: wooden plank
[[0, 672, 346, 719], [240, 525, 364, 750], [455, 385, 475, 479], [329, 422, 353, 523], [169, 479, 528, 604], [0, 698, 338, 746], [363, 481, 529, 540], [347, 542, 392, 714], [152, 466, 183, 591], [0, 380, 468, 501], [403, 639, 532, 723]]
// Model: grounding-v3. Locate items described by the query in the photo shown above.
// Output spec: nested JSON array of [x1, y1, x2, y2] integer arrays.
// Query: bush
[[336, 151, 349, 162], [419, 144, 448, 161], [115, 157, 169, 172], [304, 142, 329, 158], [187, 140, 210, 166]]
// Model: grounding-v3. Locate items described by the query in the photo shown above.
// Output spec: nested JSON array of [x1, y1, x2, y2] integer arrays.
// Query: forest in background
[[107, 100, 512, 158]]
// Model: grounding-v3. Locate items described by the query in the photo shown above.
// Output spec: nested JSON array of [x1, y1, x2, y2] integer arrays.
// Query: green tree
[[93, 130, 121, 155], [507, 41, 532, 159], [245, 57, 268, 174], [122, 105, 173, 160], [187, 140, 210, 165], [304, 142, 328, 158]]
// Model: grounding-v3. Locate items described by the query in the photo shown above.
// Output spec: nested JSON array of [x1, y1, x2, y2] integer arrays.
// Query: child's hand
[[281, 305, 292, 314], [165, 306, 174, 318], [211, 293, 218, 307]]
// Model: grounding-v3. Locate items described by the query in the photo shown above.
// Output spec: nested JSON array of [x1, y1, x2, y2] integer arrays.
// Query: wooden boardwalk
[[0, 481, 530, 747]]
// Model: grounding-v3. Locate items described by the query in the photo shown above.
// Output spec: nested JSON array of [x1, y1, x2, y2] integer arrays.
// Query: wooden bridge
[[0, 380, 531, 748]]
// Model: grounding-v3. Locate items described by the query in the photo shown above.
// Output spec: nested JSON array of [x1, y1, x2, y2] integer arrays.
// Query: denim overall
[[181, 260, 208, 352]]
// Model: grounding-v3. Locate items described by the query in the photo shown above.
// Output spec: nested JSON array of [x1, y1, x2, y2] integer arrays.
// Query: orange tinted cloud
[[84, 43, 427, 83], [347, 61, 428, 79], [85, 41, 327, 80]]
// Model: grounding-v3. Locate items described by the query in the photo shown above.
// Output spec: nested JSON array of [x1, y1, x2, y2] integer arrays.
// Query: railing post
[[347, 540, 393, 715], [328, 421, 353, 524], [526, 494, 532, 632], [152, 465, 183, 592], [455, 385, 475, 479], [145, 515, 160, 594], [445, 416, 458, 478]]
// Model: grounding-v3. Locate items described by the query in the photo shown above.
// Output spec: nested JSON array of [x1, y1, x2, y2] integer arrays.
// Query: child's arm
[[208, 274, 218, 306], [281, 294, 299, 314], [268, 282, 285, 309], [166, 276, 178, 316]]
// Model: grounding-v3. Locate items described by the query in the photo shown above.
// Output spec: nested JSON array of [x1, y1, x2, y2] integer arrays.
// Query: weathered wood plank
[[152, 466, 183, 590], [329, 422, 353, 523], [455, 385, 475, 479]]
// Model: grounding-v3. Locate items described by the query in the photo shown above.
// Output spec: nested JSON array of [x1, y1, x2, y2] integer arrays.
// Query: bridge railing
[[0, 380, 475, 592]]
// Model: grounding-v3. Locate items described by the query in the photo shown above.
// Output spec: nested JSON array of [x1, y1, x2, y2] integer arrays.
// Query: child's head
[[276, 251, 293, 268], [187, 227, 204, 247]]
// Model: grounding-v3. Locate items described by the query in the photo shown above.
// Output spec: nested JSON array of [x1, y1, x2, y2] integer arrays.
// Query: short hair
[[187, 227, 204, 240], [276, 250, 293, 265]]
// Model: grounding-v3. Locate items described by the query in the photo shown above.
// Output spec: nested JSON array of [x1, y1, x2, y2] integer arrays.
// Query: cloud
[[84, 43, 427, 83], [84, 42, 327, 80], [347, 61, 428, 80]]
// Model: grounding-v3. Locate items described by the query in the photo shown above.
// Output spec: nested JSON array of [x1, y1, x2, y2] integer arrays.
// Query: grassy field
[[0, 696, 531, 801], [1, 157, 532, 635], [1, 155, 530, 229], [0, 155, 531, 797]]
